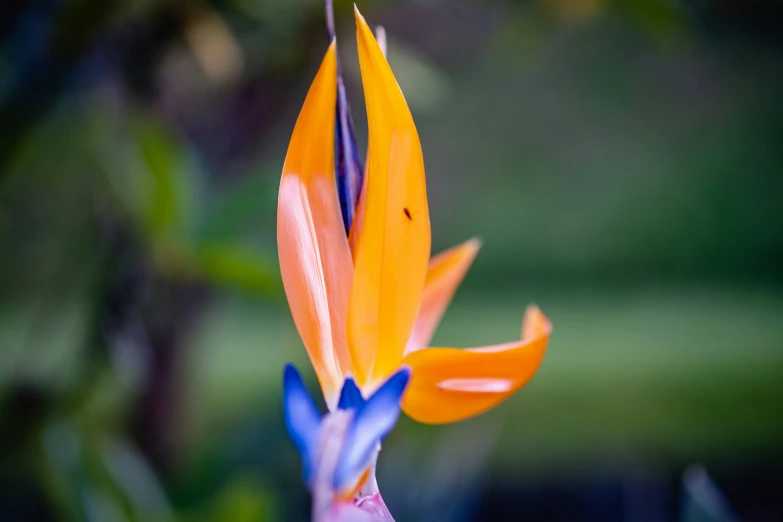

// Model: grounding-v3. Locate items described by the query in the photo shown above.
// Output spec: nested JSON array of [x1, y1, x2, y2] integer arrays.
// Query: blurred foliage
[[91, 104, 280, 295], [680, 466, 738, 522], [1, 0, 782, 521]]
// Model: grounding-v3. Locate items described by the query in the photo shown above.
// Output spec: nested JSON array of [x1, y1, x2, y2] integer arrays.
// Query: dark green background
[[1, 0, 781, 520]]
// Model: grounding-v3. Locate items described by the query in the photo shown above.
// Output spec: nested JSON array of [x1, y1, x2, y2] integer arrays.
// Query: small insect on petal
[[348, 7, 431, 386]]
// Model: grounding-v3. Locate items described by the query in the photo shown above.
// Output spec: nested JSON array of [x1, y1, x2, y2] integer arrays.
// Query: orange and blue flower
[[279, 3, 552, 519]]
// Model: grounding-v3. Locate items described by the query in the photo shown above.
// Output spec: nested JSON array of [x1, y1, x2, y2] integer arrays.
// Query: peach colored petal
[[278, 43, 353, 407], [405, 238, 481, 355]]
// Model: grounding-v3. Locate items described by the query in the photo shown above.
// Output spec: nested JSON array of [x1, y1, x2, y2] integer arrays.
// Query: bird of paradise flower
[[278, 4, 552, 520]]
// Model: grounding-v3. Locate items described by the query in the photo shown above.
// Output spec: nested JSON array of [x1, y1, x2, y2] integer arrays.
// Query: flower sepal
[[283, 364, 410, 521]]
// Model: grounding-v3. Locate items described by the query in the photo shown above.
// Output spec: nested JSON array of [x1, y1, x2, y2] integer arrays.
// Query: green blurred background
[[1, 0, 781, 520]]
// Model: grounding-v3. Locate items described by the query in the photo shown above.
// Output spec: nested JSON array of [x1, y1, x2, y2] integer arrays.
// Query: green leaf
[[128, 111, 202, 244], [41, 422, 175, 522], [194, 243, 282, 298], [89, 106, 203, 251], [202, 476, 279, 522], [99, 437, 174, 522], [197, 173, 277, 245], [40, 421, 92, 522]]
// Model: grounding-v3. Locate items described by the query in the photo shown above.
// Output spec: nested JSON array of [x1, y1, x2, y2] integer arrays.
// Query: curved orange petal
[[347, 25, 385, 262], [348, 8, 431, 387], [400, 306, 552, 424], [278, 42, 354, 408], [405, 238, 482, 355]]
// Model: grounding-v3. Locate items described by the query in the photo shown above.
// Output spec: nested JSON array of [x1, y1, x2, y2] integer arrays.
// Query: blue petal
[[282, 364, 322, 484], [337, 377, 365, 411], [325, 0, 364, 233], [325, 0, 336, 40], [334, 86, 364, 233], [332, 367, 411, 490]]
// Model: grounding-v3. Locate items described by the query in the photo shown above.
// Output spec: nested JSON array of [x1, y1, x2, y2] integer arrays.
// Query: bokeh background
[[1, 0, 782, 520]]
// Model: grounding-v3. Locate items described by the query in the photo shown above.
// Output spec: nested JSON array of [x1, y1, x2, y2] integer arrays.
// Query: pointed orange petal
[[400, 306, 552, 424], [348, 8, 431, 386], [347, 23, 385, 261], [405, 239, 482, 355], [278, 42, 354, 408]]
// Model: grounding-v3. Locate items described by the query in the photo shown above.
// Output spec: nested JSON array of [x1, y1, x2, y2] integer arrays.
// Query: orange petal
[[401, 306, 552, 424], [278, 42, 354, 408], [348, 8, 431, 386], [405, 239, 482, 355], [347, 23, 385, 261]]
